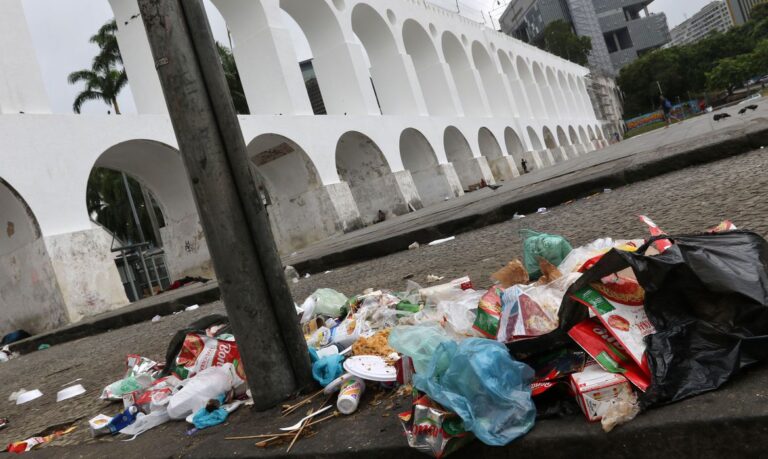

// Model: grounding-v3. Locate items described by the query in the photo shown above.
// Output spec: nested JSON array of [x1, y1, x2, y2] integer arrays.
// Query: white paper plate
[[343, 355, 396, 382]]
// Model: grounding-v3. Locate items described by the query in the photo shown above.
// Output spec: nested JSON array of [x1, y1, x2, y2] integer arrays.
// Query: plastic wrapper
[[436, 289, 484, 338], [558, 231, 768, 407], [122, 375, 182, 412], [300, 288, 348, 321], [389, 325, 451, 374], [521, 230, 573, 279], [557, 238, 641, 275], [170, 332, 245, 385], [524, 347, 586, 396], [100, 355, 162, 401], [472, 287, 503, 338], [399, 394, 474, 458], [413, 338, 536, 446], [497, 273, 580, 343]]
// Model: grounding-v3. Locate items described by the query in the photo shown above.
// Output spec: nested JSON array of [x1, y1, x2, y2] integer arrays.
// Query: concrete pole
[[137, 0, 313, 409]]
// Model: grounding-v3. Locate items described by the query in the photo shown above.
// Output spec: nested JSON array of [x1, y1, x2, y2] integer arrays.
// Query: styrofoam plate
[[343, 355, 396, 382]]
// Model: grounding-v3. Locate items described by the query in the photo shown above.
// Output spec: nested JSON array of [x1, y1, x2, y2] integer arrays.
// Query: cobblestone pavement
[[1, 148, 766, 454]]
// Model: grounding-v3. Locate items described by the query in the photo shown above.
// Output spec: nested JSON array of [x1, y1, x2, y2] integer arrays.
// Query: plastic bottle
[[167, 364, 235, 420], [92, 406, 139, 436], [336, 377, 365, 415]]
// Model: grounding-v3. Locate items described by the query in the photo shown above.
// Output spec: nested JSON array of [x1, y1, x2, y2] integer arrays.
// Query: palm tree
[[68, 19, 127, 114], [68, 64, 127, 114]]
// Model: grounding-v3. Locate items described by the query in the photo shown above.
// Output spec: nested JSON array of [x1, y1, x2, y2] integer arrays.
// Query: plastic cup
[[57, 384, 86, 402], [336, 377, 365, 415], [16, 389, 43, 405]]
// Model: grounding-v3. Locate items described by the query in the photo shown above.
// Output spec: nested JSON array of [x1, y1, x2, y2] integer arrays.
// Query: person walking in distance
[[660, 95, 674, 127]]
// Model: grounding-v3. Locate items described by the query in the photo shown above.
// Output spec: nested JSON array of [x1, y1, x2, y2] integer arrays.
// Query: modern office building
[[499, 0, 671, 75], [726, 0, 768, 25], [669, 1, 733, 47]]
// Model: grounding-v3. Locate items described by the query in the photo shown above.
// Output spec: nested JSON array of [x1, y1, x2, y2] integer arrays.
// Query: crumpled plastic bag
[[436, 289, 484, 338], [389, 325, 452, 374], [413, 338, 536, 446], [301, 289, 348, 321], [309, 348, 345, 387], [521, 230, 572, 279]]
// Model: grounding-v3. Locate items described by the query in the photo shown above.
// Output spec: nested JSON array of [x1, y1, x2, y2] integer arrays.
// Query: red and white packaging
[[571, 277, 655, 372], [570, 361, 634, 422], [638, 215, 672, 253], [568, 317, 650, 391], [172, 332, 246, 384]]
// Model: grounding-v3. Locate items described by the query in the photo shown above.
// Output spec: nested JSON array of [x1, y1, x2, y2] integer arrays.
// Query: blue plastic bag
[[413, 338, 536, 446], [388, 325, 451, 374], [309, 348, 345, 387]]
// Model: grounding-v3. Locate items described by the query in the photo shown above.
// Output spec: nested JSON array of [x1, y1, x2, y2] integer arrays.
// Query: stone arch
[[579, 126, 589, 144], [532, 62, 555, 118], [568, 126, 580, 145], [517, 57, 545, 118], [443, 126, 492, 189], [498, 51, 528, 117], [558, 71, 576, 117], [479, 127, 514, 181], [281, 0, 377, 114], [337, 131, 420, 224], [442, 32, 486, 117], [595, 125, 604, 140], [527, 126, 543, 150], [556, 126, 570, 146], [351, 4, 419, 115], [545, 67, 565, 119], [542, 127, 557, 149], [568, 74, 585, 116], [505, 127, 534, 174], [402, 19, 456, 116], [471, 41, 512, 117], [400, 128, 460, 205], [587, 125, 596, 141], [247, 133, 359, 251], [578, 78, 592, 116], [0, 176, 68, 336], [92, 140, 212, 287]]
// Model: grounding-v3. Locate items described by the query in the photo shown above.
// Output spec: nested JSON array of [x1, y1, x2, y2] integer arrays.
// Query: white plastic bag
[[436, 290, 484, 338], [167, 363, 238, 420]]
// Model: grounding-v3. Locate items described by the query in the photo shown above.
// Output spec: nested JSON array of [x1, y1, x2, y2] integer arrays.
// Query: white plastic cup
[[336, 377, 365, 415]]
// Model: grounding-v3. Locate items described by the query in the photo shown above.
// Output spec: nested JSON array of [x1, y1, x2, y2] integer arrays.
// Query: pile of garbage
[[7, 215, 768, 456], [297, 215, 768, 456]]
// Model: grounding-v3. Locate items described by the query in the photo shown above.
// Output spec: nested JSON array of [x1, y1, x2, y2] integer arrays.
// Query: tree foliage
[[536, 20, 592, 66], [217, 42, 250, 115], [618, 11, 768, 117]]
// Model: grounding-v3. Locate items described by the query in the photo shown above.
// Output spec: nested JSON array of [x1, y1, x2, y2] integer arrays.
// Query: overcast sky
[[21, 0, 712, 115]]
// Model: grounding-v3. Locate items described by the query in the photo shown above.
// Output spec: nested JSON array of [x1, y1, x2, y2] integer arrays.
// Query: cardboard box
[[570, 361, 633, 422]]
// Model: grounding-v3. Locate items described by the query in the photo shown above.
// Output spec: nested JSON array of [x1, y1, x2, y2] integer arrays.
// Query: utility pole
[[137, 0, 312, 410]]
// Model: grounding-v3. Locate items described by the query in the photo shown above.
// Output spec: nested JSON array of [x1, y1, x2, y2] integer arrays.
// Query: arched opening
[[587, 125, 596, 141], [281, 0, 376, 115], [505, 127, 534, 173], [498, 51, 528, 117], [0, 177, 68, 335], [351, 4, 418, 115], [471, 41, 512, 117], [578, 78, 593, 116], [247, 133, 351, 251], [556, 126, 570, 146], [517, 57, 545, 118], [400, 129, 458, 205], [543, 127, 558, 149], [578, 126, 589, 145], [444, 126, 490, 190], [337, 131, 418, 224], [527, 126, 543, 150], [595, 125, 604, 140], [546, 67, 564, 119], [532, 62, 556, 118], [403, 19, 456, 116], [569, 126, 580, 145], [558, 71, 576, 118], [442, 32, 486, 117], [91, 140, 212, 300], [479, 127, 512, 181], [568, 74, 585, 117]]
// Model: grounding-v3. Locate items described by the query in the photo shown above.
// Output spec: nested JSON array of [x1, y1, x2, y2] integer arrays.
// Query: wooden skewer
[[281, 388, 324, 417], [225, 412, 339, 441], [255, 435, 282, 447], [286, 408, 312, 453]]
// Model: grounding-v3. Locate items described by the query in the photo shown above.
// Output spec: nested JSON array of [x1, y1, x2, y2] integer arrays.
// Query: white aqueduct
[[0, 0, 607, 335]]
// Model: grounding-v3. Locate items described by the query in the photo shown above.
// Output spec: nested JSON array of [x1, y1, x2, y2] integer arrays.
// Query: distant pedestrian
[[660, 95, 674, 127], [613, 132, 620, 143], [520, 158, 529, 174]]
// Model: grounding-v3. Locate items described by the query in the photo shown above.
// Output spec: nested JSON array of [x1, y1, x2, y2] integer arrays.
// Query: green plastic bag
[[521, 229, 573, 279], [309, 288, 348, 318], [388, 325, 451, 374]]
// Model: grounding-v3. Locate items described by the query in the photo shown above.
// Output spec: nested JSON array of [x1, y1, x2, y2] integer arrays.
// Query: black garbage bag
[[556, 231, 768, 407]]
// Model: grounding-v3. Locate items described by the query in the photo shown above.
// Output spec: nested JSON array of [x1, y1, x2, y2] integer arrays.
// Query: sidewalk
[[286, 110, 768, 274]]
